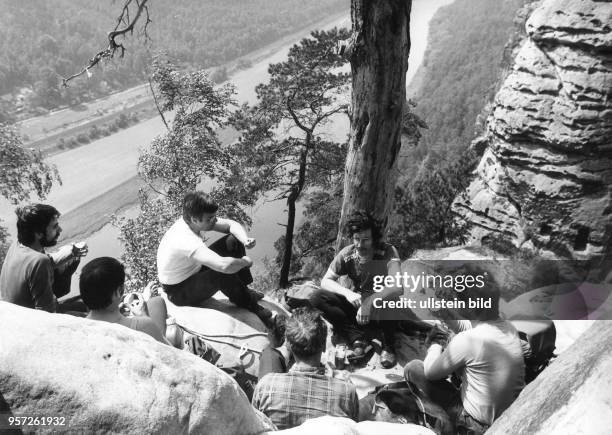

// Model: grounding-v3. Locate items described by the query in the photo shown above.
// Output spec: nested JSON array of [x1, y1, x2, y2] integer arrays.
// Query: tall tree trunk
[[279, 141, 310, 288], [280, 189, 297, 288], [336, 0, 411, 251]]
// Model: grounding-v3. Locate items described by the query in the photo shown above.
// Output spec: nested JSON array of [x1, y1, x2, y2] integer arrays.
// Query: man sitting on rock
[[252, 307, 359, 430], [0, 204, 88, 313], [404, 284, 525, 434], [157, 190, 279, 330], [309, 211, 402, 368], [80, 256, 170, 344]]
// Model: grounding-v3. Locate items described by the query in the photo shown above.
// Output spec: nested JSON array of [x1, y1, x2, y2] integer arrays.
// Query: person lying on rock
[[0, 204, 88, 314], [157, 190, 282, 331], [252, 307, 359, 430], [404, 284, 525, 435], [80, 256, 170, 344], [308, 211, 402, 368]]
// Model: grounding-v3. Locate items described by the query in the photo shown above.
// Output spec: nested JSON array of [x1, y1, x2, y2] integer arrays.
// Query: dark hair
[[182, 191, 219, 221], [345, 211, 383, 245], [80, 257, 125, 310], [16, 204, 60, 245], [285, 307, 327, 360], [454, 264, 500, 321]]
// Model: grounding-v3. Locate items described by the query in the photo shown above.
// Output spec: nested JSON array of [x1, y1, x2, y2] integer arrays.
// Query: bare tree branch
[[62, 0, 152, 87], [148, 77, 169, 130]]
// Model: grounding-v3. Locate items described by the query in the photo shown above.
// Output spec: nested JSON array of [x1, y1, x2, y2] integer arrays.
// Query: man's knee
[[404, 359, 426, 385], [309, 289, 329, 309]]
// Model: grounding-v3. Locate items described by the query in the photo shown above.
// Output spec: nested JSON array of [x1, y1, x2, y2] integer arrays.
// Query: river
[[1, 0, 455, 289]]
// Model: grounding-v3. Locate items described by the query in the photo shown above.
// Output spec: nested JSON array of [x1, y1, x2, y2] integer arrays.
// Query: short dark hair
[[285, 307, 327, 360], [454, 264, 500, 321], [345, 211, 382, 244], [16, 204, 60, 245], [80, 257, 125, 310], [182, 191, 218, 221]]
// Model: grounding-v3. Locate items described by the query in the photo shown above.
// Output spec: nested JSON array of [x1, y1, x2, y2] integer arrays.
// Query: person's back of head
[[285, 307, 327, 361], [182, 190, 218, 221], [80, 257, 125, 310], [16, 204, 59, 245]]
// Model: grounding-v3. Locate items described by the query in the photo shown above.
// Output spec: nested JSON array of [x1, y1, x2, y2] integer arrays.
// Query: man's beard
[[41, 234, 59, 247]]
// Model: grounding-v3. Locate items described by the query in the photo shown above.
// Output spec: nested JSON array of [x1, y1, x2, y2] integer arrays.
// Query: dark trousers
[[309, 289, 397, 350], [163, 235, 272, 324]]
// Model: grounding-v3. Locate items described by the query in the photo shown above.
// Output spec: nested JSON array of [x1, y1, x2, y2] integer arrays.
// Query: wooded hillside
[[0, 0, 346, 112], [400, 0, 529, 173]]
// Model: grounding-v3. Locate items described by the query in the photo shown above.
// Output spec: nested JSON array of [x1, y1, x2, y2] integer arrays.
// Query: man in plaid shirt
[[252, 308, 359, 430]]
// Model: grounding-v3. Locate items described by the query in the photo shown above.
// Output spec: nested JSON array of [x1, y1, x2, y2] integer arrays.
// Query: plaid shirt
[[252, 365, 359, 430]]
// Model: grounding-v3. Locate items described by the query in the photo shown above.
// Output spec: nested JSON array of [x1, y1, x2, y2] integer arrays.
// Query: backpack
[[365, 381, 455, 435]]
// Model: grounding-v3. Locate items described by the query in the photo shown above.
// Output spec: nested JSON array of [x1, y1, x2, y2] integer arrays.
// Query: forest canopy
[[400, 0, 528, 174], [0, 0, 346, 112]]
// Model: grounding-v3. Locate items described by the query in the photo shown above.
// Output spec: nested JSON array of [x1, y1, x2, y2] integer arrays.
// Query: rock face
[[454, 0, 612, 259], [166, 296, 284, 380], [487, 320, 612, 435], [0, 302, 272, 434]]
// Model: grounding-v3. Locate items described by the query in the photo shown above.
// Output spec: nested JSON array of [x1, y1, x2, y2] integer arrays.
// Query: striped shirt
[[252, 365, 359, 430]]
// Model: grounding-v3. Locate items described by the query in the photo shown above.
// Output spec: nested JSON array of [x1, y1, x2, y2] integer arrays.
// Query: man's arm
[[423, 333, 470, 380], [191, 245, 252, 274], [30, 257, 58, 312], [212, 218, 255, 248], [321, 269, 361, 304]]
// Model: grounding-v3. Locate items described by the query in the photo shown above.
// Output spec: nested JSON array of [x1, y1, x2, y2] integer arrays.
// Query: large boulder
[[276, 416, 436, 435], [453, 0, 612, 259], [0, 302, 273, 434], [487, 320, 612, 434]]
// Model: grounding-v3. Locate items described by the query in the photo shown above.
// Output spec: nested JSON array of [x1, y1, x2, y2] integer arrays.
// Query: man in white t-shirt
[[157, 191, 276, 327], [404, 285, 525, 434]]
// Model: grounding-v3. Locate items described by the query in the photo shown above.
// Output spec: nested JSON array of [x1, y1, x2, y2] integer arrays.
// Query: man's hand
[[425, 325, 450, 348], [244, 238, 256, 249], [72, 241, 88, 258], [345, 291, 362, 308], [356, 306, 370, 325], [242, 256, 254, 268]]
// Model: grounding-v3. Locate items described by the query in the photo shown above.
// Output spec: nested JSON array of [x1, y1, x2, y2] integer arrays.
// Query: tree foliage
[[389, 148, 478, 257], [0, 123, 61, 266], [0, 125, 61, 204], [228, 28, 350, 287], [400, 0, 527, 176]]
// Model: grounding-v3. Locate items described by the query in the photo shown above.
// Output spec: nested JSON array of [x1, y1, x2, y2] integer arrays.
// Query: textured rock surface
[[276, 416, 436, 435], [166, 294, 289, 379], [0, 302, 272, 434], [454, 0, 612, 259], [487, 320, 612, 435]]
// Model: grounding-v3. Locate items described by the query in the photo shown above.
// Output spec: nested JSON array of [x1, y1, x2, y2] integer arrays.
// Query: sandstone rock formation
[[487, 319, 612, 434], [276, 416, 436, 435], [453, 0, 612, 259], [0, 302, 273, 434]]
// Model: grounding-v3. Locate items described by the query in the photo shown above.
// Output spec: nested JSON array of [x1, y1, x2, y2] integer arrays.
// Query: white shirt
[[424, 320, 525, 425], [157, 218, 212, 285]]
